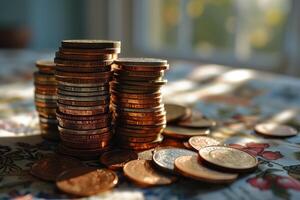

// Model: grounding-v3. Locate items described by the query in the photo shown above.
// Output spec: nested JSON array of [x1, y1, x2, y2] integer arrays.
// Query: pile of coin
[[111, 58, 169, 150], [54, 40, 121, 159], [34, 60, 59, 141]]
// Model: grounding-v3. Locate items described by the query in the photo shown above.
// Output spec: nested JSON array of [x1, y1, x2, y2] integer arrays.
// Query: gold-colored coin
[[199, 146, 258, 172], [163, 126, 210, 139], [174, 155, 238, 183], [56, 167, 118, 196], [123, 159, 177, 187], [188, 136, 221, 151]]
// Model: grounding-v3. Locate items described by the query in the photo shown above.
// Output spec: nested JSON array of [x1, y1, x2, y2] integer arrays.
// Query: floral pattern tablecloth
[[0, 56, 300, 200]]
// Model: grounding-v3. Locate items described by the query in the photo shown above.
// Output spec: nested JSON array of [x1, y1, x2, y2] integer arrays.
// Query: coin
[[152, 148, 196, 173], [30, 154, 85, 181], [100, 149, 138, 170], [61, 138, 111, 150], [58, 89, 108, 97], [58, 126, 111, 135], [59, 132, 112, 143], [199, 146, 258, 172], [114, 68, 164, 77], [56, 65, 111, 73], [174, 155, 238, 183], [188, 136, 221, 151], [254, 123, 298, 137], [118, 135, 163, 150], [163, 126, 210, 139], [165, 104, 190, 123], [58, 99, 109, 106], [178, 117, 217, 128], [36, 60, 56, 74], [123, 160, 177, 187], [58, 81, 108, 88], [56, 110, 111, 121], [61, 39, 121, 49], [60, 47, 120, 54], [58, 85, 109, 92], [56, 167, 118, 196], [56, 51, 113, 61]]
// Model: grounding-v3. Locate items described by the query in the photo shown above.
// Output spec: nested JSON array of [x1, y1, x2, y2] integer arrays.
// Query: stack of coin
[[34, 60, 59, 141], [54, 40, 121, 159], [112, 58, 169, 150]]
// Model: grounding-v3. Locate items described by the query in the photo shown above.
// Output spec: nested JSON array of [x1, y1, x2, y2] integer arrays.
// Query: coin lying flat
[[123, 159, 177, 187], [153, 148, 196, 173], [61, 39, 121, 49], [188, 136, 221, 151], [163, 126, 210, 139], [199, 146, 258, 172], [30, 154, 85, 181], [175, 155, 238, 183], [100, 149, 138, 170], [254, 123, 298, 137], [56, 167, 118, 196], [165, 104, 190, 123]]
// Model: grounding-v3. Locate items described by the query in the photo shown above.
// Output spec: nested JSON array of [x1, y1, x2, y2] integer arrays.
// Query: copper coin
[[58, 126, 111, 135], [123, 160, 176, 187], [114, 74, 164, 82], [199, 146, 258, 172], [36, 106, 57, 114], [57, 93, 109, 102], [163, 126, 210, 139], [35, 94, 58, 100], [111, 86, 160, 94], [61, 138, 111, 150], [175, 155, 238, 183], [113, 110, 166, 118], [58, 144, 111, 160], [165, 104, 190, 123], [113, 106, 164, 113], [39, 116, 57, 124], [30, 154, 85, 181], [56, 167, 118, 196], [56, 51, 113, 61], [117, 134, 161, 143], [34, 72, 56, 81], [61, 39, 121, 49], [58, 89, 108, 97], [111, 101, 162, 109], [57, 115, 110, 125], [59, 132, 112, 143], [115, 118, 166, 126], [111, 91, 161, 99], [36, 60, 56, 73], [114, 68, 164, 76], [254, 123, 298, 137], [111, 96, 162, 104], [35, 86, 57, 92], [114, 113, 166, 122], [58, 107, 109, 116], [118, 135, 163, 150], [188, 136, 221, 151], [160, 138, 186, 149], [55, 70, 112, 78], [56, 110, 111, 121], [152, 148, 196, 173], [116, 123, 166, 131], [100, 149, 138, 170], [35, 101, 57, 108], [58, 99, 109, 107], [56, 76, 111, 84], [56, 65, 111, 73], [60, 47, 120, 54], [55, 57, 114, 66], [115, 127, 163, 136], [58, 120, 110, 130]]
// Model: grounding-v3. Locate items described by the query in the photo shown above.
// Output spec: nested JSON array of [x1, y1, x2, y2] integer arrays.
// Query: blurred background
[[0, 0, 299, 76]]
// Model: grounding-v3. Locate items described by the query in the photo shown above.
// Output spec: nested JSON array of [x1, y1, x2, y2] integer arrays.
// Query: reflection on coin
[[30, 154, 85, 181], [175, 155, 238, 183], [199, 146, 258, 172], [178, 117, 217, 128], [163, 126, 210, 139], [188, 136, 221, 151], [56, 167, 118, 196], [123, 159, 177, 187], [153, 148, 196, 173], [165, 104, 190, 123], [100, 149, 138, 170], [254, 123, 298, 137]]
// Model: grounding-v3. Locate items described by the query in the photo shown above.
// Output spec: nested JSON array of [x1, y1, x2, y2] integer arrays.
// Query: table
[[0, 54, 300, 199]]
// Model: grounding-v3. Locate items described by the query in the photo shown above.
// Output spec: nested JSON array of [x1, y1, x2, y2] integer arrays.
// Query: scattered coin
[[152, 148, 196, 173], [100, 149, 138, 170], [56, 167, 118, 196], [30, 154, 85, 181], [123, 159, 177, 187], [163, 126, 210, 139], [174, 155, 238, 183], [199, 146, 258, 172], [165, 104, 191, 123], [188, 136, 221, 151], [254, 123, 298, 137]]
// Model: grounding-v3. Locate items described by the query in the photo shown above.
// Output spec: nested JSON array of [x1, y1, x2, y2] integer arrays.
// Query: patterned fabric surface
[[0, 56, 300, 200]]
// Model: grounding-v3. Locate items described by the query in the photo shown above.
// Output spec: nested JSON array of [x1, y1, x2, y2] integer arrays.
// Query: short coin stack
[[112, 58, 169, 150], [34, 60, 59, 141], [54, 40, 121, 160]]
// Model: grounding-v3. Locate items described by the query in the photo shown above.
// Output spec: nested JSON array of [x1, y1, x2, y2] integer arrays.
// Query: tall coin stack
[[54, 40, 121, 160], [112, 58, 169, 150], [34, 60, 59, 141]]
